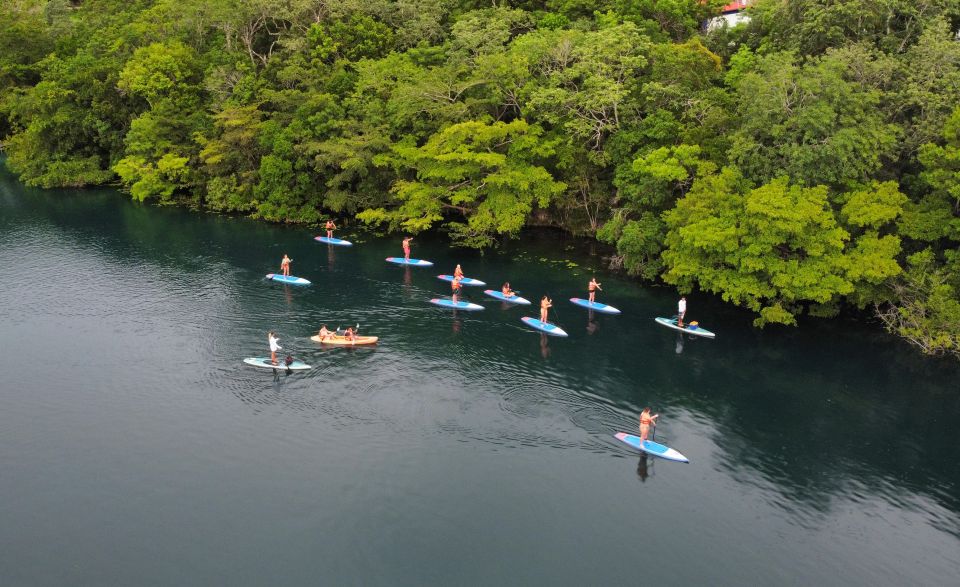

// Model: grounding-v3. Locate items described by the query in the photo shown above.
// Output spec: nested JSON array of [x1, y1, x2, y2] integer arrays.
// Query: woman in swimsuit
[[402, 237, 413, 260], [280, 254, 292, 277], [638, 407, 659, 444], [325, 220, 336, 238], [317, 325, 331, 341], [454, 264, 464, 279], [588, 277, 602, 303], [501, 282, 515, 298], [451, 276, 462, 303], [343, 326, 356, 342], [268, 331, 281, 364], [540, 296, 552, 323]]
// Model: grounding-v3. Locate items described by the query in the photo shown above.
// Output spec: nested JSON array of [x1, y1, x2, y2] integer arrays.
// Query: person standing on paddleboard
[[325, 220, 336, 238], [402, 237, 413, 261], [451, 275, 462, 303], [268, 331, 282, 365], [639, 407, 659, 444], [540, 295, 553, 323], [588, 277, 602, 303], [677, 296, 687, 328], [280, 254, 292, 277], [454, 264, 464, 280]]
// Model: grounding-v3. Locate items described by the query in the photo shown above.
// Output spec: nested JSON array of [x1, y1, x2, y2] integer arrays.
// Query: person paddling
[[451, 275, 462, 303], [402, 237, 413, 261], [280, 254, 292, 277], [677, 296, 687, 328], [343, 326, 356, 342], [268, 331, 282, 365], [540, 295, 553, 323], [501, 282, 516, 298], [325, 220, 336, 239], [317, 324, 331, 341], [454, 264, 464, 280], [588, 277, 602, 303], [638, 407, 659, 444]]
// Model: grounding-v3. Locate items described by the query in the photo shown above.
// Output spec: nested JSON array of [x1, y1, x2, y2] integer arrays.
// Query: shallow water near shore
[[1, 166, 959, 585]]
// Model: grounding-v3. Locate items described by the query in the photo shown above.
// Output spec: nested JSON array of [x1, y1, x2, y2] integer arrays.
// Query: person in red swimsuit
[[638, 407, 659, 444], [588, 277, 602, 303], [402, 236, 413, 261], [325, 220, 336, 238]]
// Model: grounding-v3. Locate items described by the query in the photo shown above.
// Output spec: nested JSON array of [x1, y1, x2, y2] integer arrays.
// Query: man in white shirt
[[677, 296, 687, 328]]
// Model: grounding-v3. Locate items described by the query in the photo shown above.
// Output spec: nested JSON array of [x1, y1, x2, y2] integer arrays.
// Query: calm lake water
[[2, 164, 959, 585]]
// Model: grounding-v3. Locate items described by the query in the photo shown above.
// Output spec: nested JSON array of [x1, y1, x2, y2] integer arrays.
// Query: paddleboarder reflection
[[636, 453, 651, 482], [586, 308, 598, 335], [452, 314, 462, 334], [327, 244, 335, 269], [403, 266, 412, 286], [539, 333, 551, 359], [675, 332, 684, 354]]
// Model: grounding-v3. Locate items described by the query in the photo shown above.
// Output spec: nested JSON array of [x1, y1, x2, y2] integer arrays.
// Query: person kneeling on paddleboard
[[639, 407, 659, 444], [317, 325, 331, 341], [502, 282, 515, 298], [677, 296, 686, 328], [268, 331, 281, 365], [280, 254, 292, 277]]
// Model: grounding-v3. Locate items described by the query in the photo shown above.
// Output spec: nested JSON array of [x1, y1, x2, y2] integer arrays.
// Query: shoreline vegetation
[[1, 0, 958, 359]]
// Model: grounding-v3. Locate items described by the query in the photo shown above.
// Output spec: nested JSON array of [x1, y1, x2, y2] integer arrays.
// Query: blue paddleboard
[[430, 298, 484, 311], [654, 317, 716, 339], [243, 357, 312, 370], [615, 432, 689, 463], [314, 236, 353, 246], [521, 317, 568, 337], [386, 257, 434, 267], [266, 273, 311, 286], [483, 289, 531, 305], [570, 297, 621, 315], [437, 274, 486, 286]]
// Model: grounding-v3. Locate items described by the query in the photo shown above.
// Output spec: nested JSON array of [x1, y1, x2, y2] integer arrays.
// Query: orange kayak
[[310, 334, 378, 346]]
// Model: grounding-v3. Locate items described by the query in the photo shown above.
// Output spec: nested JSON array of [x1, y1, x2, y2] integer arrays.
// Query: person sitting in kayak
[[501, 282, 516, 298], [402, 236, 413, 260], [677, 296, 687, 328], [325, 220, 336, 238], [454, 264, 464, 279], [268, 331, 281, 365], [317, 325, 331, 341], [638, 407, 659, 444], [451, 275, 462, 303], [343, 326, 356, 342], [588, 277, 602, 303], [540, 296, 552, 323], [280, 254, 292, 277]]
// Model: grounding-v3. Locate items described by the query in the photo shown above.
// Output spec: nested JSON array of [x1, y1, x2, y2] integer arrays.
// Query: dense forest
[[1, 0, 959, 357]]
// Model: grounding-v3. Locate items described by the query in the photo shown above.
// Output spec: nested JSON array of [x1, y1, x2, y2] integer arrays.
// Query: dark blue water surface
[[1, 165, 959, 585]]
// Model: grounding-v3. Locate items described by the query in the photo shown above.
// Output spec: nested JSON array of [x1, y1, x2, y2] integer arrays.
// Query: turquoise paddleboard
[[521, 317, 568, 337], [483, 290, 531, 305], [437, 274, 486, 286], [615, 432, 689, 463], [570, 297, 621, 315], [314, 236, 352, 246], [386, 257, 434, 267], [266, 273, 311, 286], [243, 357, 312, 370], [430, 298, 484, 311], [654, 317, 715, 338]]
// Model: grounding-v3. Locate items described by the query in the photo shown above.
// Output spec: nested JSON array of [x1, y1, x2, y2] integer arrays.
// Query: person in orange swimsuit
[[325, 220, 336, 238], [454, 264, 464, 279], [451, 275, 462, 303], [540, 295, 552, 323], [638, 407, 659, 444], [280, 254, 292, 277]]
